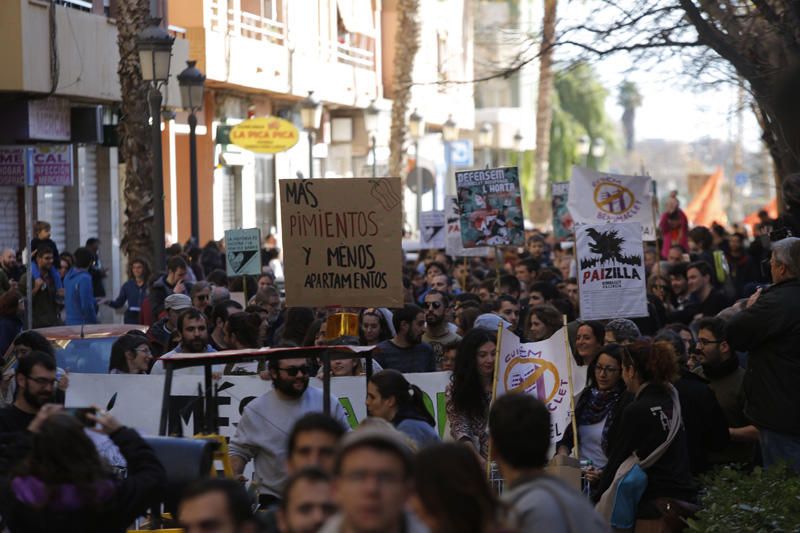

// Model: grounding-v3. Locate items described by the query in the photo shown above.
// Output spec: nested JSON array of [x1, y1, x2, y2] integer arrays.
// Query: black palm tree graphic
[[581, 228, 642, 269]]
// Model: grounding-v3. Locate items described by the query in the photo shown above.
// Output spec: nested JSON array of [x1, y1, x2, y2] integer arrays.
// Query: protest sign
[[551, 182, 573, 241], [455, 167, 525, 247], [444, 196, 490, 257], [225, 228, 262, 277], [419, 210, 446, 249], [567, 166, 655, 240], [494, 327, 587, 446], [576, 222, 648, 320], [279, 178, 403, 307], [66, 372, 451, 438]]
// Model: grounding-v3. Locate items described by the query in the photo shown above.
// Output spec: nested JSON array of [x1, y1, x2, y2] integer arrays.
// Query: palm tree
[[534, 0, 557, 198], [115, 0, 156, 267], [617, 80, 642, 153], [387, 0, 421, 185]]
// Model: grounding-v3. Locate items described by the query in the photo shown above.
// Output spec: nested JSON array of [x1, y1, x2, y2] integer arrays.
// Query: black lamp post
[[137, 18, 174, 273], [364, 100, 380, 178], [300, 91, 322, 178], [178, 60, 205, 245]]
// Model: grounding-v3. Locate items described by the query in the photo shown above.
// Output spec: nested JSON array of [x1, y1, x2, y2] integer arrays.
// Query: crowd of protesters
[[0, 174, 800, 531]]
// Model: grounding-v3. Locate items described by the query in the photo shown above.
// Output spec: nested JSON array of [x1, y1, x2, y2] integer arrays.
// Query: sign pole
[[486, 320, 504, 480], [562, 315, 580, 457], [25, 182, 33, 329]]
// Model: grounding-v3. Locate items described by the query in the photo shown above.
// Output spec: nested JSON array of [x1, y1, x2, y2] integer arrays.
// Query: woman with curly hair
[[525, 303, 562, 341], [446, 328, 496, 463], [594, 339, 696, 520]]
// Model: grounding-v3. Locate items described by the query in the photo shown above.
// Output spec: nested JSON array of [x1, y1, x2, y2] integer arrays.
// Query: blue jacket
[[64, 268, 98, 325], [109, 279, 147, 324]]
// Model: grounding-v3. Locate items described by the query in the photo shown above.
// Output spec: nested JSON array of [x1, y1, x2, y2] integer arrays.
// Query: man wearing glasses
[[0, 351, 57, 432], [421, 290, 460, 370], [229, 355, 348, 507]]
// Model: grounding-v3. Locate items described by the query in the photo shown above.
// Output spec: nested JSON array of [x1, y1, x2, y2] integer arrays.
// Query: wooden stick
[[486, 320, 504, 480], [563, 315, 580, 458]]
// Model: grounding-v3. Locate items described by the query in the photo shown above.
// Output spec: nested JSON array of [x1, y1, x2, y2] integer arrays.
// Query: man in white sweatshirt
[[229, 357, 349, 506]]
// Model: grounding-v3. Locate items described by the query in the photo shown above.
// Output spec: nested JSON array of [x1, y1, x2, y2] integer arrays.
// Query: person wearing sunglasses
[[190, 281, 212, 315], [228, 354, 349, 508], [421, 291, 460, 371]]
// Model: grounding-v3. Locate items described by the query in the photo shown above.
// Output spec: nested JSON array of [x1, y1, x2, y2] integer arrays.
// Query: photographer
[[0, 404, 165, 532]]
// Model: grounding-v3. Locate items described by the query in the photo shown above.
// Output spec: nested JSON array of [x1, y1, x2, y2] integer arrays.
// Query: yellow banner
[[230, 116, 299, 153]]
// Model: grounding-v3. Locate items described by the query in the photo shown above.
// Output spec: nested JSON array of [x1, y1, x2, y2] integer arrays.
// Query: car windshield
[[51, 338, 118, 374]]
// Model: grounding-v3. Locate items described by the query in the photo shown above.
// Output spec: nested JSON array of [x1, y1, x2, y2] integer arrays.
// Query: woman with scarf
[[366, 369, 439, 449], [556, 343, 631, 484]]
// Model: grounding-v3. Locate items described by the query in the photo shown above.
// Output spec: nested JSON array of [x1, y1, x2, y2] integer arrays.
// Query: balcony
[[171, 0, 379, 106]]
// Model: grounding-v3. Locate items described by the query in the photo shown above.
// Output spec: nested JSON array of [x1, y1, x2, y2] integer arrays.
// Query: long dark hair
[[587, 343, 627, 390], [450, 328, 495, 419], [370, 370, 434, 426], [15, 414, 112, 506], [413, 443, 503, 533], [109, 334, 148, 373], [128, 257, 151, 282]]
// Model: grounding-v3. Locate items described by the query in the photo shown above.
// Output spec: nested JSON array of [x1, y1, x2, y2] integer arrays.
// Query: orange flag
[[685, 167, 728, 227]]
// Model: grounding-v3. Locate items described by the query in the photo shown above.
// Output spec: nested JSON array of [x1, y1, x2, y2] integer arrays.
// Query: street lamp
[[365, 100, 380, 178], [478, 122, 493, 167], [300, 91, 322, 178], [409, 109, 425, 229], [137, 18, 174, 273], [178, 60, 205, 245], [577, 134, 591, 166], [442, 115, 458, 206]]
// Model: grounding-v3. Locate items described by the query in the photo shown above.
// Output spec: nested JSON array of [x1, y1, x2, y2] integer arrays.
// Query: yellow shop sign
[[230, 116, 300, 153]]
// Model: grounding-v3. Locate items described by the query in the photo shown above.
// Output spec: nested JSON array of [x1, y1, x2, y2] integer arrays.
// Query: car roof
[[34, 324, 148, 340]]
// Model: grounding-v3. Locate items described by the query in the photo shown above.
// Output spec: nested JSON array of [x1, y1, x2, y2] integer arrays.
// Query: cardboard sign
[[279, 178, 403, 307], [230, 116, 300, 154], [567, 166, 655, 240], [576, 222, 648, 320], [444, 196, 490, 258], [225, 228, 262, 277], [495, 327, 587, 447], [455, 166, 525, 247], [419, 210, 446, 249], [551, 182, 573, 241], [66, 372, 451, 437]]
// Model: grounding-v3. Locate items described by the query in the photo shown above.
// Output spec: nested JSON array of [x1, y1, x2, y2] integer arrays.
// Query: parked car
[[35, 324, 148, 374]]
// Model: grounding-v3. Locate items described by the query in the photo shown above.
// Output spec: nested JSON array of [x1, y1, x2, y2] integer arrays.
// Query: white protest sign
[[494, 327, 586, 447], [576, 222, 648, 320], [419, 211, 446, 249], [66, 372, 451, 438], [567, 166, 655, 240], [444, 196, 490, 258], [225, 228, 262, 276]]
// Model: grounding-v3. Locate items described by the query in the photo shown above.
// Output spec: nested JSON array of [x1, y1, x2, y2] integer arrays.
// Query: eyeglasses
[[424, 301, 442, 310], [135, 346, 152, 356], [279, 365, 310, 377], [696, 338, 722, 347], [26, 376, 57, 387], [595, 365, 620, 375]]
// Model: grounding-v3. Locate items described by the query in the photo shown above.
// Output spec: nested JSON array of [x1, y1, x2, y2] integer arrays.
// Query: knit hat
[[164, 293, 192, 311]]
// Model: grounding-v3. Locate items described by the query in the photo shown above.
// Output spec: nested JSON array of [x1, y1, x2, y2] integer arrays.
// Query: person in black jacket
[[594, 339, 696, 519], [0, 404, 166, 533], [727, 236, 800, 472], [654, 330, 729, 475]]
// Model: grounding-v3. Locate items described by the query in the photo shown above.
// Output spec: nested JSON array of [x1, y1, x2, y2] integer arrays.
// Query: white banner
[[494, 327, 586, 446], [567, 166, 655, 240], [444, 196, 491, 257], [576, 222, 648, 320], [419, 210, 446, 249], [66, 372, 451, 438]]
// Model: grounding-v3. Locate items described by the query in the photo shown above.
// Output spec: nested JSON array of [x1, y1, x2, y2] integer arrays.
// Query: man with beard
[[421, 290, 460, 370], [150, 308, 217, 375], [229, 354, 348, 506], [0, 351, 57, 432], [375, 304, 436, 373]]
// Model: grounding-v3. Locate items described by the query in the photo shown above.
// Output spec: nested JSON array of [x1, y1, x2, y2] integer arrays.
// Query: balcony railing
[[54, 0, 93, 12]]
